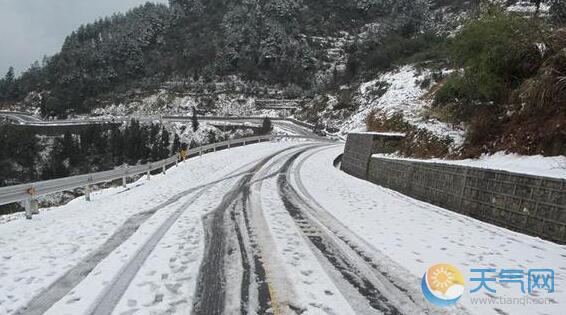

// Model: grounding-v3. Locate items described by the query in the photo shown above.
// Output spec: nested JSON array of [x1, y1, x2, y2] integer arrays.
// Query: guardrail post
[[162, 165, 166, 175], [24, 186, 37, 219], [122, 177, 127, 188], [199, 147, 203, 157], [31, 199, 39, 215], [24, 198, 33, 219], [85, 184, 92, 201], [228, 140, 231, 149]]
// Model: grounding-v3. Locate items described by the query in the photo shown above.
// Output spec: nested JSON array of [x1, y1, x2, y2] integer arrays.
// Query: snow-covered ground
[[339, 66, 465, 146], [375, 152, 566, 180], [252, 147, 360, 314], [1, 140, 564, 315], [298, 145, 566, 315], [0, 142, 295, 314]]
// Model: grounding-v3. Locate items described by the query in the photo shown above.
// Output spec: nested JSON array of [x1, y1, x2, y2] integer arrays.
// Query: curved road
[[3, 131, 564, 315], [0, 111, 315, 138], [1, 112, 421, 314]]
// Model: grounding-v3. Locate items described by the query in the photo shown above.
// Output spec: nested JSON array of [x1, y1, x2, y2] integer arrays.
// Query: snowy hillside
[[91, 90, 286, 119], [339, 66, 465, 146]]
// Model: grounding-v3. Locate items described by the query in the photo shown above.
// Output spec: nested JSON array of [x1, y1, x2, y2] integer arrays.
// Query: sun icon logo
[[431, 266, 454, 289], [421, 264, 465, 307]]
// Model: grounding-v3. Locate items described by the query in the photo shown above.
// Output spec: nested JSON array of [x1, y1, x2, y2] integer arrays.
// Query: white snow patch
[[375, 152, 566, 180], [340, 66, 465, 147], [0, 142, 296, 314], [507, 1, 550, 14], [298, 145, 566, 315]]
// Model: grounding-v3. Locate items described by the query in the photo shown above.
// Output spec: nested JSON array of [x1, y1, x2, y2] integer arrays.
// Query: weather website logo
[[421, 263, 465, 307]]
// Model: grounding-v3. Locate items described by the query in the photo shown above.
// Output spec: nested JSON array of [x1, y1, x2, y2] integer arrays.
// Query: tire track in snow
[[276, 148, 404, 315], [240, 183, 276, 314], [192, 147, 302, 315], [229, 202, 252, 314], [89, 161, 279, 315], [15, 166, 259, 315], [88, 186, 212, 315], [291, 147, 461, 315]]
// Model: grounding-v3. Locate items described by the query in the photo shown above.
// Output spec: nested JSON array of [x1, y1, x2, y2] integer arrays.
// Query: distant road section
[[0, 111, 115, 127], [0, 112, 319, 138], [0, 111, 121, 136], [0, 111, 43, 124]]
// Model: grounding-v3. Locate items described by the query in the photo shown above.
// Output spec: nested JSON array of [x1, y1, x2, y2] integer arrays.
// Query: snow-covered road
[[1, 141, 564, 315]]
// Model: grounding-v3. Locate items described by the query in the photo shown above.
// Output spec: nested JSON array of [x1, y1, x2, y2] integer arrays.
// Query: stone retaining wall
[[341, 132, 566, 244], [368, 158, 566, 244], [341, 132, 405, 179]]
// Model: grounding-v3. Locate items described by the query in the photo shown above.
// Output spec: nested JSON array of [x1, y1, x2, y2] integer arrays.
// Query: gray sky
[[0, 0, 169, 76]]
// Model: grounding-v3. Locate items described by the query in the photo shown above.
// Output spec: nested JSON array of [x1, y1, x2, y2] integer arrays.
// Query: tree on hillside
[[0, 125, 39, 184], [261, 117, 273, 134], [4, 67, 14, 83], [0, 67, 19, 101], [532, 0, 542, 15], [149, 123, 160, 145], [551, 0, 566, 25], [434, 10, 548, 122], [40, 156, 69, 180], [124, 119, 143, 164], [172, 133, 181, 154], [61, 132, 80, 167], [150, 123, 161, 161], [159, 128, 171, 159], [110, 126, 125, 165], [41, 134, 73, 179], [191, 107, 200, 132]]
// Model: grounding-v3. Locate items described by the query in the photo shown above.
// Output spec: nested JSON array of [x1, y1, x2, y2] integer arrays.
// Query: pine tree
[[149, 123, 160, 144], [0, 125, 39, 183], [110, 127, 125, 165], [61, 132, 80, 167], [551, 0, 566, 25], [149, 123, 161, 161], [43, 136, 71, 179], [4, 67, 14, 83], [262, 117, 273, 134], [172, 134, 181, 154], [159, 128, 171, 159], [0, 66, 18, 101], [39, 98, 49, 118], [124, 119, 142, 164], [192, 108, 200, 132]]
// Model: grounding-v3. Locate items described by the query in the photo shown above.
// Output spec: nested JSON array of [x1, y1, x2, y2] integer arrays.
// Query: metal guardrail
[[0, 134, 325, 219]]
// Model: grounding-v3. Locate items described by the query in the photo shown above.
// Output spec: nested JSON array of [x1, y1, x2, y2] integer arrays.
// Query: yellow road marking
[[264, 265, 282, 315]]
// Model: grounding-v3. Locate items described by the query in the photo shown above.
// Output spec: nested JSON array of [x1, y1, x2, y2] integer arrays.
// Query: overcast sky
[[0, 0, 169, 76]]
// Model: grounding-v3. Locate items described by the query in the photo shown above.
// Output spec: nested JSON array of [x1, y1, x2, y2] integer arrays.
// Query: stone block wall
[[341, 132, 405, 179], [368, 157, 566, 244]]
